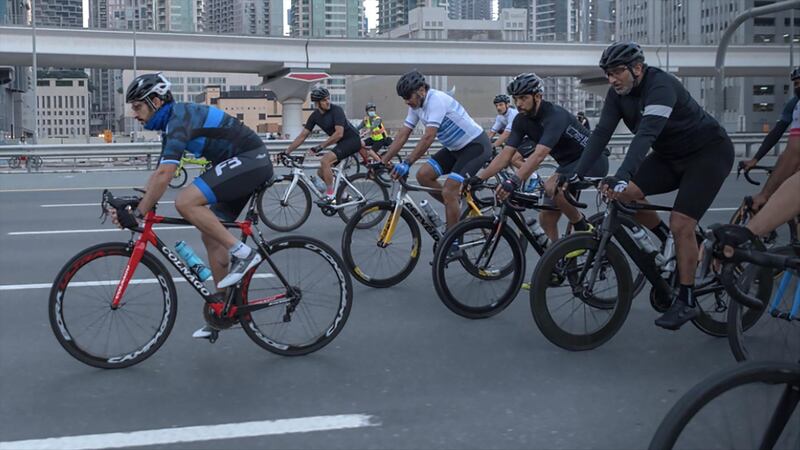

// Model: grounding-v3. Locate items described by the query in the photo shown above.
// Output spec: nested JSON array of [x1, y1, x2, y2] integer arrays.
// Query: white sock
[[229, 242, 252, 259]]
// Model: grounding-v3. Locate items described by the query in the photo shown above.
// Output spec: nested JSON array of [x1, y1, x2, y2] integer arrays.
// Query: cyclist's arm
[[137, 163, 175, 215], [381, 126, 412, 164], [753, 120, 790, 161], [478, 145, 516, 180], [487, 130, 497, 140], [514, 144, 551, 182], [285, 128, 311, 154], [318, 125, 344, 149], [573, 92, 620, 178], [759, 134, 800, 199], [494, 129, 512, 148], [405, 126, 437, 165]]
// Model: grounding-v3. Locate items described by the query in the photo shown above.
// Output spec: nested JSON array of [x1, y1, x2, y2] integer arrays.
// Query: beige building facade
[[36, 70, 90, 141]]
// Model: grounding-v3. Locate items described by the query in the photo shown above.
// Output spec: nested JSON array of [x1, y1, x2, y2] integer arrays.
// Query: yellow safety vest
[[364, 116, 387, 141]]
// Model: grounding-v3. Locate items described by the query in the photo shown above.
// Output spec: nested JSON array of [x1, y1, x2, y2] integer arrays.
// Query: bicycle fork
[[111, 235, 150, 309]]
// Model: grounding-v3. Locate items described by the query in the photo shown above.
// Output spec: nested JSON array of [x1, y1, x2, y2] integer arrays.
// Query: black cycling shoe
[[654, 299, 699, 330]]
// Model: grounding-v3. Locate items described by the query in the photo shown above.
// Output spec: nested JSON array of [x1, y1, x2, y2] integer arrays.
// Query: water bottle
[[419, 200, 444, 230], [660, 232, 676, 276], [310, 175, 327, 194], [175, 241, 212, 281], [524, 173, 540, 193], [630, 227, 664, 265], [528, 217, 550, 248]]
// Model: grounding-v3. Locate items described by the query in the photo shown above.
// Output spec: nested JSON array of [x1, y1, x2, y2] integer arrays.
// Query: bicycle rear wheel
[[257, 177, 312, 232], [240, 236, 352, 356], [49, 242, 177, 369], [648, 361, 800, 450], [432, 216, 525, 319], [336, 172, 389, 226], [169, 167, 188, 188]]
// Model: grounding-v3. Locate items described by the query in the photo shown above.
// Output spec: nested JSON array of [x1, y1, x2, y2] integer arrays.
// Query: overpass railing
[[0, 133, 788, 173]]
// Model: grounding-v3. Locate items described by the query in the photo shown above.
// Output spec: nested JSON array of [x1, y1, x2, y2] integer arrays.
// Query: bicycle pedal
[[208, 330, 219, 344]]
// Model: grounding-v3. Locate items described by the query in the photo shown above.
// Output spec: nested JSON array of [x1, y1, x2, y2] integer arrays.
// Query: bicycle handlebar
[[736, 161, 774, 186]]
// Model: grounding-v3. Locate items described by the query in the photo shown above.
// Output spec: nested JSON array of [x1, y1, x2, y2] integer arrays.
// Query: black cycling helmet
[[599, 41, 644, 71], [506, 73, 544, 96], [310, 86, 330, 102], [493, 94, 511, 105], [791, 67, 800, 80], [577, 111, 585, 117], [126, 73, 172, 109], [365, 102, 377, 111], [396, 70, 427, 98]]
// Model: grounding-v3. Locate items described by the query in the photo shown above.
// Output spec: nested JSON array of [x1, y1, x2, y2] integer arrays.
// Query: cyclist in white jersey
[[381, 70, 491, 230], [489, 94, 529, 169]]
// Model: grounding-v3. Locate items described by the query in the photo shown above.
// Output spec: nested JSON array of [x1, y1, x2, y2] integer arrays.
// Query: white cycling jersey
[[403, 89, 483, 151], [790, 98, 800, 137], [491, 107, 518, 134]]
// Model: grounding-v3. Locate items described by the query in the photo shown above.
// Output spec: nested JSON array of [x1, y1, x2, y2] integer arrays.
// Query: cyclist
[[281, 86, 362, 204], [488, 94, 528, 169], [115, 73, 273, 339], [565, 41, 735, 330], [469, 73, 609, 242], [358, 102, 393, 153], [381, 70, 491, 231], [576, 111, 591, 131], [740, 67, 800, 211]]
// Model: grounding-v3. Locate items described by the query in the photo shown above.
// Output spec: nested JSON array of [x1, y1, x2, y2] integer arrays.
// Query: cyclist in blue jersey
[[740, 67, 800, 211], [380, 70, 491, 230], [114, 73, 273, 339]]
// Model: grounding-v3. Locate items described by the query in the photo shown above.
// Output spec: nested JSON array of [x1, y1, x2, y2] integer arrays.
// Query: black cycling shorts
[[331, 134, 362, 162], [632, 136, 734, 221], [193, 147, 274, 221], [365, 136, 393, 152], [427, 133, 492, 183]]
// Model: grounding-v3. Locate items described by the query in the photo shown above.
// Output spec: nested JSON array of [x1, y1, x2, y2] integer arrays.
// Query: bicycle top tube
[[564, 177, 674, 213]]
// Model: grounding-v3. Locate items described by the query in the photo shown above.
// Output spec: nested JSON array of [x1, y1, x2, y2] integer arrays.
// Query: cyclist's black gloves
[[309, 145, 323, 154], [601, 176, 628, 193], [117, 206, 140, 229], [465, 175, 483, 189], [500, 174, 521, 193]]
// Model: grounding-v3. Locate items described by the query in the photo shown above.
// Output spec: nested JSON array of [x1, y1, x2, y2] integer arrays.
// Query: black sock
[[572, 215, 589, 232], [678, 284, 696, 307], [650, 221, 670, 243]]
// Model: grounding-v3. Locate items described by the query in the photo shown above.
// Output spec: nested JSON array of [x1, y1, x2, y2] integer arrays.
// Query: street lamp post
[[29, 0, 38, 144]]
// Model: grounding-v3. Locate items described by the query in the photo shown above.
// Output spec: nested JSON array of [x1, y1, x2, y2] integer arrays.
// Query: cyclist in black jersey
[[741, 67, 800, 212], [566, 42, 735, 330], [281, 86, 363, 204], [115, 73, 274, 339], [469, 73, 608, 242]]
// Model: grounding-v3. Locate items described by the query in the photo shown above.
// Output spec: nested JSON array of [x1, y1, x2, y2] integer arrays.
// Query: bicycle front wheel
[[168, 167, 188, 188], [530, 233, 633, 351], [240, 236, 352, 356], [648, 361, 800, 450], [432, 217, 525, 319], [49, 242, 177, 369], [257, 177, 312, 232], [336, 172, 389, 226]]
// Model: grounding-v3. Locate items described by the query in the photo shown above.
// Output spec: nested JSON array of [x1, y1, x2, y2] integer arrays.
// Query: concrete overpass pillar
[[262, 70, 331, 140]]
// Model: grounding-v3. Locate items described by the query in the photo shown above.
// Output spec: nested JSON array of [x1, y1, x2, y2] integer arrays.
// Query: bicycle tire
[[530, 233, 633, 351], [648, 361, 800, 450], [341, 201, 421, 288], [8, 156, 20, 169], [169, 167, 188, 189], [239, 236, 352, 356], [49, 242, 177, 369], [336, 172, 389, 227], [257, 176, 312, 232], [432, 216, 525, 319], [29, 155, 43, 169]]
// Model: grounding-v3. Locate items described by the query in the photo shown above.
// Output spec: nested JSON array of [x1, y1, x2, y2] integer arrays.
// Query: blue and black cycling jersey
[[152, 102, 264, 166]]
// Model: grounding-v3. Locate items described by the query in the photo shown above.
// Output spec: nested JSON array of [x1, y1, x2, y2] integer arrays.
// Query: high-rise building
[[156, 0, 197, 32], [449, 0, 492, 20], [377, 0, 449, 34], [617, 0, 799, 132], [36, 0, 82, 28], [205, 0, 283, 36], [0, 0, 35, 141]]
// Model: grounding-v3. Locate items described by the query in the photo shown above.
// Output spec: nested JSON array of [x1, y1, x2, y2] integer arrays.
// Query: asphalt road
[[0, 159, 781, 449]]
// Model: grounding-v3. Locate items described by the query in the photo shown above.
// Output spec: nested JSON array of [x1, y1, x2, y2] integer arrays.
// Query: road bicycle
[[49, 186, 352, 369], [730, 163, 799, 247], [528, 178, 772, 351], [257, 153, 389, 232], [8, 154, 43, 170], [169, 152, 212, 189]]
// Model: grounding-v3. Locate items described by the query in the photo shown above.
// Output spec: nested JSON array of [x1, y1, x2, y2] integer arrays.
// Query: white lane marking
[[0, 414, 378, 450], [41, 201, 174, 208], [7, 226, 193, 236], [707, 207, 739, 212], [0, 274, 274, 292], [0, 186, 139, 193]]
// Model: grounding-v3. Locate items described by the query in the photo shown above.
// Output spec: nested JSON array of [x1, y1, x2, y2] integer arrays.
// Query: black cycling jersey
[[754, 96, 799, 160], [304, 104, 360, 141], [506, 100, 590, 166], [574, 66, 728, 181]]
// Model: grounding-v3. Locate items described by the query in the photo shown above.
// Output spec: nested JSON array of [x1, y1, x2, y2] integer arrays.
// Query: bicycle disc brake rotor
[[203, 303, 237, 329]]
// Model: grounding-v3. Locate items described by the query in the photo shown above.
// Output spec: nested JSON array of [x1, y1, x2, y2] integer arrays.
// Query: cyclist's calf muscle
[[749, 171, 800, 236]]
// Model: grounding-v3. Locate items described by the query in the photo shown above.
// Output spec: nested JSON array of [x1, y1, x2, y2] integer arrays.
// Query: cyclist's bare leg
[[544, 174, 583, 224], [510, 152, 525, 170], [618, 181, 661, 229], [442, 178, 462, 230], [747, 171, 800, 236], [175, 186, 239, 249], [317, 152, 338, 195], [416, 163, 445, 203], [539, 210, 561, 242], [201, 232, 229, 291], [670, 211, 699, 286]]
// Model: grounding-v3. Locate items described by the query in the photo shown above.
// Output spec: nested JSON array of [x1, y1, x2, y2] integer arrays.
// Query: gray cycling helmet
[[396, 70, 427, 98], [506, 73, 544, 96], [365, 102, 377, 111], [599, 41, 644, 71], [310, 86, 330, 102], [493, 94, 511, 104]]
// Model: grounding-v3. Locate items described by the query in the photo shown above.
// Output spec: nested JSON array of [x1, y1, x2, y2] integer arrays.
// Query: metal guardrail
[[0, 133, 789, 173]]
